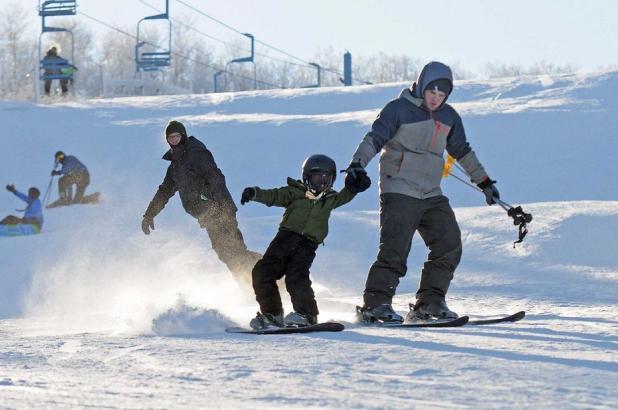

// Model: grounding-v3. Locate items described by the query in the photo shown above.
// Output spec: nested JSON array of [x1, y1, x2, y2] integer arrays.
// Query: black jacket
[[144, 136, 236, 220]]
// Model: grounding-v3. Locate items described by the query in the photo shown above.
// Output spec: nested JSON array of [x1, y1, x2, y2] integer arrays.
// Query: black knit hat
[[165, 120, 187, 137], [425, 79, 452, 95]]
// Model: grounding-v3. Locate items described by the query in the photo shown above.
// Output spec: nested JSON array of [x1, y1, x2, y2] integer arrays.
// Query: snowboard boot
[[283, 311, 317, 327], [406, 300, 459, 322], [249, 311, 284, 330], [356, 304, 403, 324]]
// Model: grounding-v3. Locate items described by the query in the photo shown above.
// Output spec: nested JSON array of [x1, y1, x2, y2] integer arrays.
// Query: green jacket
[[254, 178, 356, 244]]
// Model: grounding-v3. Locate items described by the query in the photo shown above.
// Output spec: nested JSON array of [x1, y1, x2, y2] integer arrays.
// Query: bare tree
[[0, 3, 35, 99], [0, 4, 587, 101], [99, 28, 136, 81]]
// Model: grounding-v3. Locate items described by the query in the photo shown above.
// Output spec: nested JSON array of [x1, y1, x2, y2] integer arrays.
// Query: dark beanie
[[425, 79, 452, 95], [165, 120, 187, 137]]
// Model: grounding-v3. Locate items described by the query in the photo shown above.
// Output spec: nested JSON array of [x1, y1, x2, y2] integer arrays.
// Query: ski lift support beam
[[135, 0, 172, 73], [224, 33, 256, 90]]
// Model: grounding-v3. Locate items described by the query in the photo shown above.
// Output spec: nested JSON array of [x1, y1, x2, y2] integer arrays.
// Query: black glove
[[345, 172, 371, 194], [477, 177, 500, 205], [141, 216, 155, 235], [240, 187, 256, 205], [343, 160, 366, 179], [6, 184, 16, 193], [51, 170, 61, 176]]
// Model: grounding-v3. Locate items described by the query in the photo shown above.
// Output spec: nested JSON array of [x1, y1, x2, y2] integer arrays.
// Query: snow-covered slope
[[0, 72, 616, 408]]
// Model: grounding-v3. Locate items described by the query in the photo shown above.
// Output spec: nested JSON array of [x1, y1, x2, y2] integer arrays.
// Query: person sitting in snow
[[50, 151, 90, 205], [142, 120, 261, 285], [240, 154, 371, 329], [1, 185, 44, 229], [348, 61, 500, 324]]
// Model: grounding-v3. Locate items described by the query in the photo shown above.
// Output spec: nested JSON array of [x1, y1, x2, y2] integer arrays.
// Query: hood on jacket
[[410, 61, 454, 103]]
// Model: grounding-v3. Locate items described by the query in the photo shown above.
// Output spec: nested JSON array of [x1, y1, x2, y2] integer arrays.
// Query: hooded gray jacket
[[351, 61, 488, 199]]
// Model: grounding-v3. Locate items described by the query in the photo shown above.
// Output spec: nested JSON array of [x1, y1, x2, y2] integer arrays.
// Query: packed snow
[[0, 71, 617, 408]]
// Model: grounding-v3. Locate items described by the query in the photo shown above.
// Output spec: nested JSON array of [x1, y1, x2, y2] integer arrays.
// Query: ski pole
[[42, 174, 54, 207], [43, 158, 59, 207], [446, 165, 533, 247]]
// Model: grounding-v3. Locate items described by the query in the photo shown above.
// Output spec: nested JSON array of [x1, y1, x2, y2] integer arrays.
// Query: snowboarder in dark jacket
[[1, 185, 43, 229], [51, 151, 90, 205], [240, 154, 371, 329], [348, 61, 501, 324], [142, 120, 261, 284]]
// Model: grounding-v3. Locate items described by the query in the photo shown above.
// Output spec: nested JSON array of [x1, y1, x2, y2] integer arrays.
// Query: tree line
[[0, 3, 581, 101]]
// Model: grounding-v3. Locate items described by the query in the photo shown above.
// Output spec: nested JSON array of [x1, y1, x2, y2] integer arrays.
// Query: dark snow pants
[[198, 208, 262, 284], [252, 230, 319, 317], [363, 193, 462, 308], [44, 79, 68, 95], [58, 170, 89, 203]]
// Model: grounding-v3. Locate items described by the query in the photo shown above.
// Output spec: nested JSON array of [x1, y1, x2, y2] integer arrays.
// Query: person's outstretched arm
[[142, 168, 177, 234], [13, 190, 29, 204], [349, 99, 401, 169], [252, 184, 298, 208]]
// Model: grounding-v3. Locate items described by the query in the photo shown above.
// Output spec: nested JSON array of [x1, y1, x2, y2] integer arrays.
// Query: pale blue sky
[[11, 0, 618, 74]]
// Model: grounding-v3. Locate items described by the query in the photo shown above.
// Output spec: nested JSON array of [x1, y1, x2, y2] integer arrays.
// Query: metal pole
[[43, 175, 55, 207], [36, 35, 42, 102], [34, 62, 40, 102], [344, 51, 352, 86]]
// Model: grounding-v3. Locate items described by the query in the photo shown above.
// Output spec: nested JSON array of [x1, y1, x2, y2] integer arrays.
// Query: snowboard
[[0, 223, 41, 237], [226, 322, 345, 335], [467, 310, 526, 325], [46, 192, 101, 209], [362, 315, 470, 328]]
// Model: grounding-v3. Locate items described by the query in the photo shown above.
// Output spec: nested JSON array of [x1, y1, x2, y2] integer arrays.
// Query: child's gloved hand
[[241, 187, 256, 205]]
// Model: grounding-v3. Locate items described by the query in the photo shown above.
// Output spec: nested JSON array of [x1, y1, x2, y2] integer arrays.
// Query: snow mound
[[152, 301, 235, 336]]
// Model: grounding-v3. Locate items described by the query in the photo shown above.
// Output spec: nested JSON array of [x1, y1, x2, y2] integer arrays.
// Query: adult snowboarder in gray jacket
[[349, 61, 500, 323], [142, 120, 261, 284]]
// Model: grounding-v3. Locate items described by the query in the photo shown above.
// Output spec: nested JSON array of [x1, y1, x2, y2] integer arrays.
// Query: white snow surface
[[1, 71, 617, 408]]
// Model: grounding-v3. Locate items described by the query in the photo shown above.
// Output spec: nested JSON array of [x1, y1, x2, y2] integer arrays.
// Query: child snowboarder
[[240, 154, 371, 329], [1, 185, 44, 229]]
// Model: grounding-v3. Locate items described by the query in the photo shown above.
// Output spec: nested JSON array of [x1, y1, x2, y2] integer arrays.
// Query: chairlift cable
[[78, 11, 283, 88], [173, 0, 373, 83], [139, 0, 314, 70]]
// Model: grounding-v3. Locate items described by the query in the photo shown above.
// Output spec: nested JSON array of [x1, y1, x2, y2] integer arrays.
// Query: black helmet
[[302, 154, 337, 194], [54, 151, 65, 162]]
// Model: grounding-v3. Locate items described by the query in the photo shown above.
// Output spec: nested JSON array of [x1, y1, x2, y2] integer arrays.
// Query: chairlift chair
[[38, 0, 76, 91], [135, 0, 172, 75]]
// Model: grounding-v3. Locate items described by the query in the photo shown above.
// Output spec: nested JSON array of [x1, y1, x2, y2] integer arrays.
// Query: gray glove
[[141, 216, 155, 235], [477, 178, 500, 205]]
